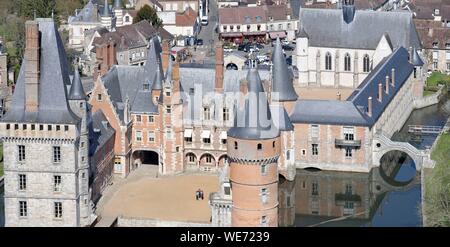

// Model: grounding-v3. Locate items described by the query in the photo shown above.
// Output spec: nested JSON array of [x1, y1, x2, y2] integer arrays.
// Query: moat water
[[0, 101, 449, 227]]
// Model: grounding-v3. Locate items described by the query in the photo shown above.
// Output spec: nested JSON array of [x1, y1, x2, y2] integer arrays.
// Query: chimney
[[367, 97, 372, 117], [215, 42, 224, 92], [391, 68, 395, 86], [336, 92, 341, 101], [161, 40, 170, 72], [378, 83, 383, 102], [24, 20, 40, 112], [385, 75, 390, 94]]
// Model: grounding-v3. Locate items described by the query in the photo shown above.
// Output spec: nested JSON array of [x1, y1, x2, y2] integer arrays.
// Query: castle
[[0, 1, 428, 227]]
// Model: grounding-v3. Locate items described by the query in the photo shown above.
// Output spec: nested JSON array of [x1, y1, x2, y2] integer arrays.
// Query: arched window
[[344, 53, 351, 71], [257, 143, 262, 150], [272, 141, 276, 148], [325, 52, 332, 70], [234, 141, 238, 150], [363, 54, 370, 72]]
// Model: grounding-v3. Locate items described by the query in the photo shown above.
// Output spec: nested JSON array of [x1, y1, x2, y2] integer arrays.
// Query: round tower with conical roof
[[101, 0, 112, 30], [113, 0, 124, 27], [227, 67, 281, 227]]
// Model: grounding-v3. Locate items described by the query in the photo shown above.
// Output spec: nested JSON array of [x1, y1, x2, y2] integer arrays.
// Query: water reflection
[[279, 165, 422, 227]]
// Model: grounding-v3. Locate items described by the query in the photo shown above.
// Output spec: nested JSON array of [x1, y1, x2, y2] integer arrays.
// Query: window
[[343, 127, 354, 140], [203, 137, 211, 144], [344, 201, 354, 215], [148, 131, 155, 142], [53, 146, 61, 163], [205, 155, 213, 164], [344, 53, 351, 71], [136, 115, 142, 122], [48, 125, 52, 131], [257, 143, 262, 150], [223, 108, 229, 121], [286, 150, 291, 160], [114, 156, 121, 165], [257, 25, 261, 31], [261, 216, 268, 226], [81, 142, 84, 148], [203, 107, 210, 120], [188, 154, 195, 163], [39, 125, 44, 131], [97, 94, 102, 101], [345, 184, 353, 195], [165, 90, 171, 97], [166, 129, 173, 139], [189, 88, 195, 94], [56, 125, 60, 131], [311, 125, 319, 138], [176, 146, 180, 152], [278, 24, 282, 30], [345, 147, 352, 158], [54, 202, 63, 218], [166, 106, 172, 114], [23, 124, 27, 130], [136, 131, 142, 141], [125, 16, 130, 22], [148, 115, 154, 123], [185, 136, 192, 143], [247, 25, 250, 31], [325, 52, 332, 70], [234, 141, 238, 150], [261, 164, 267, 175], [221, 138, 227, 145], [261, 188, 268, 204], [6, 124, 10, 130], [18, 145, 25, 161], [230, 25, 234, 30], [19, 174, 26, 191], [272, 141, 275, 148], [363, 54, 370, 72], [301, 149, 306, 156], [54, 175, 62, 192], [19, 201, 27, 217], [311, 182, 319, 196], [312, 144, 319, 156], [64, 125, 69, 131]]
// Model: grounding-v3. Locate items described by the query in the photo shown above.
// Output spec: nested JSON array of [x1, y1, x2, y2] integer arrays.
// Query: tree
[[17, 0, 59, 24], [134, 4, 163, 28]]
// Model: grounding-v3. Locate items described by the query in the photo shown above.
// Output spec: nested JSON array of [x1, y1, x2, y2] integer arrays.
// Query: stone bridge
[[372, 133, 435, 171]]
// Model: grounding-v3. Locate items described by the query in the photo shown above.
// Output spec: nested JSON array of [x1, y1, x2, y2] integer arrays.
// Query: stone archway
[[132, 150, 159, 166], [199, 153, 216, 172], [185, 152, 197, 166], [226, 63, 238, 70], [218, 155, 228, 167]]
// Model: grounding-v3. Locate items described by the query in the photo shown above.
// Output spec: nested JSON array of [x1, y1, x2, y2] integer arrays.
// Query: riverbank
[[423, 132, 450, 226]]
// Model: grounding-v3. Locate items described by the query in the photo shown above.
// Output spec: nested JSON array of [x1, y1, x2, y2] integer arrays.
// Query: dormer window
[[256, 16, 262, 22], [143, 83, 150, 91], [269, 16, 273, 21], [433, 42, 439, 48], [434, 9, 440, 16]]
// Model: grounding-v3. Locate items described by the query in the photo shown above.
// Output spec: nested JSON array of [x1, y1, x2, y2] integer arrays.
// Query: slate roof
[[227, 68, 279, 140], [2, 19, 79, 124], [298, 8, 421, 49], [69, 0, 100, 23], [415, 19, 450, 50], [89, 110, 115, 156], [272, 37, 298, 101], [101, 37, 162, 122], [291, 47, 415, 127], [270, 105, 294, 131], [69, 69, 87, 100]]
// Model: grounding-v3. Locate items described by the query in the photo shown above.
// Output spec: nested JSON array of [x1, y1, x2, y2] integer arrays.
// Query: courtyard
[[96, 167, 220, 224]]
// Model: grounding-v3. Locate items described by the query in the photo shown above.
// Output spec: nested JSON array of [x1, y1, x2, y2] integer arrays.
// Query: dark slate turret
[[272, 37, 298, 101], [296, 26, 309, 39], [342, 0, 356, 24], [114, 0, 122, 9], [228, 68, 280, 140], [411, 47, 424, 66], [103, 0, 110, 17], [152, 66, 163, 90], [69, 68, 86, 100]]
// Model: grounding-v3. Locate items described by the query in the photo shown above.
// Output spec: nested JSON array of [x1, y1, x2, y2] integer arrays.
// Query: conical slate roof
[[228, 68, 280, 140], [272, 37, 298, 101], [103, 0, 110, 17], [114, 0, 122, 9], [69, 68, 86, 100], [151, 66, 163, 90], [297, 26, 308, 38], [411, 47, 424, 66]]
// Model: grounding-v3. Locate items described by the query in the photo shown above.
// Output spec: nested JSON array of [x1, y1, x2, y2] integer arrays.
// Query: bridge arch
[[373, 134, 426, 171]]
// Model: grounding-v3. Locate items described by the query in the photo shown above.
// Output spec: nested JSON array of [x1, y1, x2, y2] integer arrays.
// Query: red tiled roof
[[175, 7, 198, 26]]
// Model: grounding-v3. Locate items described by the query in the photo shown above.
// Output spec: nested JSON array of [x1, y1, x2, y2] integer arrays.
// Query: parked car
[[196, 39, 204, 45], [282, 44, 295, 51]]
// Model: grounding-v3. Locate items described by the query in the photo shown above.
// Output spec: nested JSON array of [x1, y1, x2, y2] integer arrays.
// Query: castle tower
[[68, 68, 91, 226], [227, 67, 281, 227], [113, 0, 124, 27], [101, 0, 112, 30], [272, 37, 298, 113], [157, 40, 184, 175], [410, 47, 425, 98], [296, 26, 309, 86], [0, 19, 91, 226]]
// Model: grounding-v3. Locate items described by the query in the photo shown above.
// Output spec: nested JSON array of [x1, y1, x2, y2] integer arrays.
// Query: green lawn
[[424, 133, 450, 226], [423, 90, 436, 97], [426, 72, 450, 87]]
